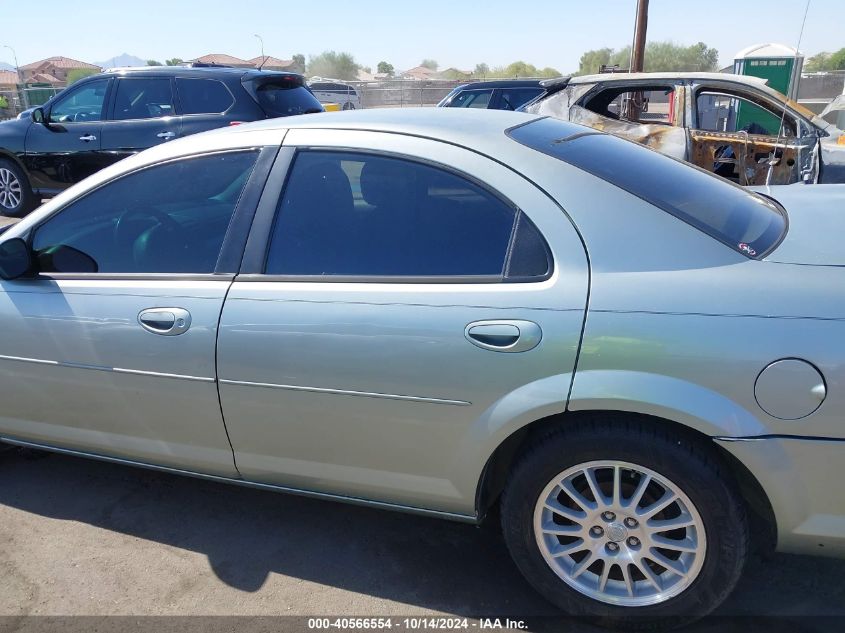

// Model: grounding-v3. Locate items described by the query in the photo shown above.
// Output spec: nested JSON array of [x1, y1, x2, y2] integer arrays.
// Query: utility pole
[[626, 0, 649, 120], [1, 44, 27, 109]]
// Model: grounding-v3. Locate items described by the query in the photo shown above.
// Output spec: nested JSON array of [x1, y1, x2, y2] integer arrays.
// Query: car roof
[[568, 71, 770, 85], [98, 66, 303, 80], [453, 79, 544, 90]]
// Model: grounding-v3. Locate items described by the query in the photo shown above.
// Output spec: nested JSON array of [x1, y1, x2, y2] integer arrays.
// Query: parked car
[[0, 66, 323, 216], [1, 109, 844, 629], [308, 80, 361, 110], [438, 79, 545, 110], [524, 72, 845, 186]]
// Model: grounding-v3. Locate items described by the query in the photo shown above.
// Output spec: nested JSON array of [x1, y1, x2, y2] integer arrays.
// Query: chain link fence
[[0, 86, 63, 120]]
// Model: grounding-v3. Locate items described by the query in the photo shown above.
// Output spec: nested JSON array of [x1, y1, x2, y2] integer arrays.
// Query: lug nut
[[625, 518, 638, 528], [602, 511, 616, 522], [606, 542, 619, 552], [590, 526, 604, 537], [628, 537, 640, 547]]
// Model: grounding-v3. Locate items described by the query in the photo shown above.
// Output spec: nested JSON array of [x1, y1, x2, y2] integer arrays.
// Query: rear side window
[[265, 151, 550, 280], [33, 152, 258, 274], [509, 117, 787, 258], [249, 78, 323, 116], [498, 87, 543, 111], [113, 78, 175, 120], [176, 78, 234, 114]]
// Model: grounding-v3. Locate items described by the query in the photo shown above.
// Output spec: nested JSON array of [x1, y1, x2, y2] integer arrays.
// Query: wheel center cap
[[607, 522, 628, 543]]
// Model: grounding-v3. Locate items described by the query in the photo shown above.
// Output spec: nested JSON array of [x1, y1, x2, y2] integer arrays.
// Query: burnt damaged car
[[524, 72, 845, 186]]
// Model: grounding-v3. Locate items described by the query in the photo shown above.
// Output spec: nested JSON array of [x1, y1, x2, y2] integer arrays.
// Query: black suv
[[0, 66, 323, 216], [437, 79, 545, 111]]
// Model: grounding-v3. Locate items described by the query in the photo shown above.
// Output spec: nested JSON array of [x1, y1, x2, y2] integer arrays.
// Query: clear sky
[[0, 0, 840, 72]]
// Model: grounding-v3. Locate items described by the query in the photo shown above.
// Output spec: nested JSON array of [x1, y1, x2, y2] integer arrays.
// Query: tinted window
[[49, 79, 109, 123], [509, 117, 787, 258], [253, 80, 323, 116], [177, 78, 234, 114], [113, 78, 175, 120], [498, 87, 543, 111], [33, 152, 258, 274], [448, 90, 492, 109], [266, 151, 549, 279]]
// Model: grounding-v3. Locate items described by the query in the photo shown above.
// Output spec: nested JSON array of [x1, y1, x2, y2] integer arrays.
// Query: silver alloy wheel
[[534, 460, 706, 607], [0, 167, 22, 211]]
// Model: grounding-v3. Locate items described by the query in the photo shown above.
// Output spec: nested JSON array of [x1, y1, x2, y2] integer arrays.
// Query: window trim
[[26, 147, 274, 280], [243, 146, 553, 283]]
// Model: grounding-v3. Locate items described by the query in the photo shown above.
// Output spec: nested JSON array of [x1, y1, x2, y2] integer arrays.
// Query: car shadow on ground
[[1, 446, 843, 626]]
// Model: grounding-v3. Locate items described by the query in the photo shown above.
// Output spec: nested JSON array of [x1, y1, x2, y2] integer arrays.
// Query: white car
[[309, 81, 361, 110]]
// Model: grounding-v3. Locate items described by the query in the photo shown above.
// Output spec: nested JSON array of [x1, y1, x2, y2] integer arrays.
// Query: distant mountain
[[0, 62, 15, 71], [95, 53, 147, 69]]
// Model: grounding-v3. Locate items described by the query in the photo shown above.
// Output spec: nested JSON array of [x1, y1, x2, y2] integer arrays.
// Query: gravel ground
[[0, 446, 843, 632]]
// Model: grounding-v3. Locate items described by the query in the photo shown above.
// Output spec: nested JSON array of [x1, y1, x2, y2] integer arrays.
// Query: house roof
[[402, 65, 438, 76], [21, 56, 101, 70], [28, 72, 63, 84], [356, 69, 376, 81], [0, 70, 19, 85], [187, 54, 253, 67], [249, 55, 294, 69]]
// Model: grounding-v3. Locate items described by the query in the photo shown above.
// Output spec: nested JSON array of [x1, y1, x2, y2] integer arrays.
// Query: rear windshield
[[248, 78, 324, 117], [508, 117, 787, 258]]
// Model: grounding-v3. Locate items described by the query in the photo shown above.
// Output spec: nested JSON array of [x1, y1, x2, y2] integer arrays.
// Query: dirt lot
[[0, 446, 843, 632]]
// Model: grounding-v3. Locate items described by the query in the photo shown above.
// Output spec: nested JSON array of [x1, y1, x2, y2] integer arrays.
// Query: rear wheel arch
[[475, 410, 776, 553]]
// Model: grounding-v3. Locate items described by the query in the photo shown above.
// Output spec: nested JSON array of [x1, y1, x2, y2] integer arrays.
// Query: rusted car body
[[525, 72, 845, 186]]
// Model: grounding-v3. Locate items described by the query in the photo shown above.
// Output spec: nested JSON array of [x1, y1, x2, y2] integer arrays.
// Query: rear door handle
[[79, 134, 97, 142], [138, 308, 191, 336], [465, 320, 542, 353], [157, 131, 176, 140]]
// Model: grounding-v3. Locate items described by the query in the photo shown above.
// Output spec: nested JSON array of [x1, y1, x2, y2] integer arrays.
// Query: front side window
[[696, 91, 794, 137], [176, 78, 234, 115], [265, 151, 550, 279], [113, 78, 175, 121], [448, 90, 492, 109], [49, 79, 109, 123], [33, 151, 258, 274]]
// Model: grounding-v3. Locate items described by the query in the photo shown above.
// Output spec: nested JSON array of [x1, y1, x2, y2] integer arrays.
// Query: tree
[[146, 59, 163, 66], [474, 63, 489, 77], [804, 49, 845, 72], [291, 54, 306, 74], [575, 41, 719, 75], [67, 68, 99, 84], [377, 61, 394, 76], [420, 59, 438, 71], [306, 51, 360, 80], [165, 58, 183, 66]]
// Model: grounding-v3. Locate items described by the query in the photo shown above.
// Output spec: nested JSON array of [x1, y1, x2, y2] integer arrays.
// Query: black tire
[[342, 102, 356, 110], [0, 158, 37, 217], [501, 416, 749, 631]]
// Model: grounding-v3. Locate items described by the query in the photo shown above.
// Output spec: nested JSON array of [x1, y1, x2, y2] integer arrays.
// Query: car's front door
[[688, 87, 817, 185], [0, 148, 270, 475], [24, 77, 112, 193], [217, 131, 589, 515], [100, 77, 181, 164]]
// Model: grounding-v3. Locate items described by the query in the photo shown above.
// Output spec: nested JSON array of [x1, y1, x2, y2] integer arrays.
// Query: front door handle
[[79, 134, 97, 142], [465, 320, 542, 353], [138, 308, 191, 336], [156, 131, 176, 140]]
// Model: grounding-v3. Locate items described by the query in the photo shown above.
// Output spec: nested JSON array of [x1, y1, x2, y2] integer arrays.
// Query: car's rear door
[[0, 147, 275, 475], [175, 76, 241, 137], [100, 76, 182, 163], [216, 130, 589, 515]]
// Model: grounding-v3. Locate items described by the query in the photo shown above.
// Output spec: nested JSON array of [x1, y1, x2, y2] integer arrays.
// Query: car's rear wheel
[[342, 102, 356, 110], [501, 417, 749, 630], [0, 159, 36, 217]]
